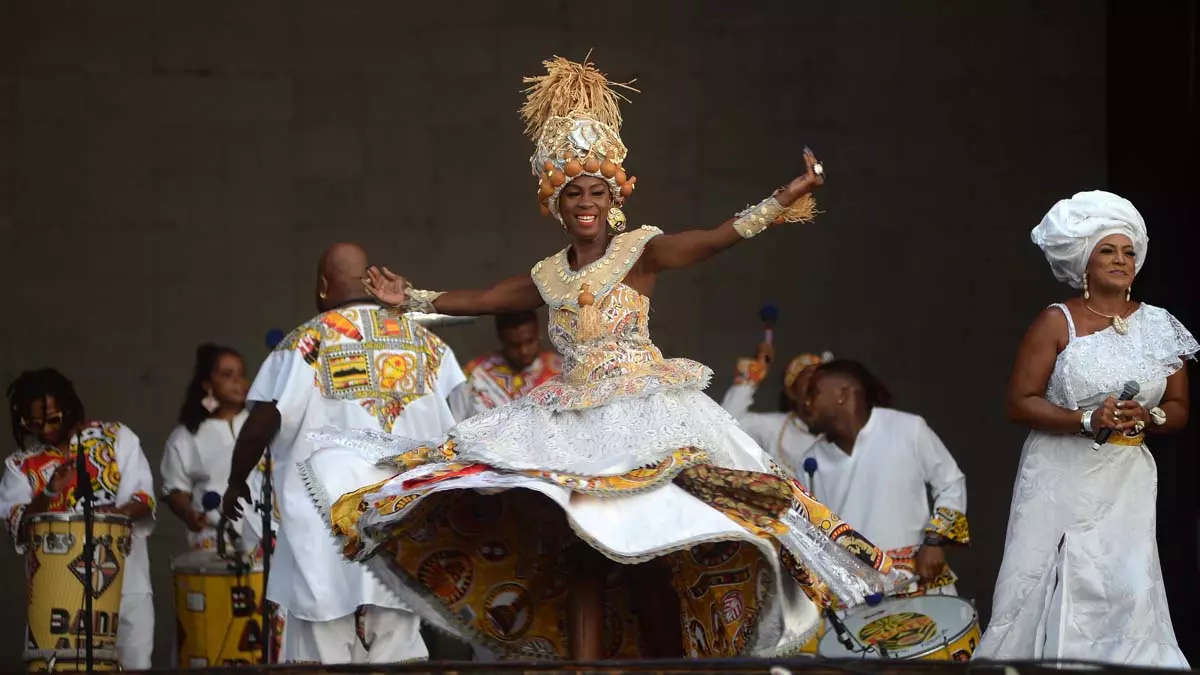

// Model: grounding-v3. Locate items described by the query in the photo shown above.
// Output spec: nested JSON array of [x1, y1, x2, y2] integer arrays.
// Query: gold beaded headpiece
[[521, 54, 639, 223]]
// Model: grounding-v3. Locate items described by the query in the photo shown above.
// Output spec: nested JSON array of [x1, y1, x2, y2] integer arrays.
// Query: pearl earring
[[1083, 272, 1090, 300]]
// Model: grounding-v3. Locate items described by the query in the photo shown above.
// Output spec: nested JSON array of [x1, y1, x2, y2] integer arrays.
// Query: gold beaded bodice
[[528, 226, 710, 411]]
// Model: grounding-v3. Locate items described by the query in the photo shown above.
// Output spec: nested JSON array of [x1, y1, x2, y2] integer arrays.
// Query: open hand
[[362, 266, 409, 306], [778, 147, 825, 206]]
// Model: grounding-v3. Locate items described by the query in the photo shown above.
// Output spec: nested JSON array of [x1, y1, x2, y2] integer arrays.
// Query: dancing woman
[[301, 56, 904, 661], [977, 191, 1196, 667]]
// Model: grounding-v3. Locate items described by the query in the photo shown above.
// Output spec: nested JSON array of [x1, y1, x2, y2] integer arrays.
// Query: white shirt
[[0, 422, 157, 595], [720, 382, 818, 476], [249, 304, 465, 621], [797, 408, 966, 552], [161, 410, 248, 551]]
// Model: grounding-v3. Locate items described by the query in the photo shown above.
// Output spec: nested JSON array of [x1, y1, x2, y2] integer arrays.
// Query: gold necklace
[[1084, 303, 1132, 335]]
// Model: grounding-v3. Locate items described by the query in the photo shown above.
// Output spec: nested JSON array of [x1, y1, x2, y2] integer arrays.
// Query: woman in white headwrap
[[977, 190, 1197, 667]]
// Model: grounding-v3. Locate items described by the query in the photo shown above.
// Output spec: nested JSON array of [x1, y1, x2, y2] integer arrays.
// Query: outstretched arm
[[640, 148, 824, 273], [363, 270, 544, 316]]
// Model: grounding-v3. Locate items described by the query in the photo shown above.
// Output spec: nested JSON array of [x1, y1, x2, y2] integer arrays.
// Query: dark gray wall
[[0, 0, 1108, 667]]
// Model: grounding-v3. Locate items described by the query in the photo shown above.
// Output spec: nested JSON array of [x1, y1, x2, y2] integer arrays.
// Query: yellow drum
[[172, 550, 277, 667], [23, 513, 132, 672], [817, 595, 980, 661]]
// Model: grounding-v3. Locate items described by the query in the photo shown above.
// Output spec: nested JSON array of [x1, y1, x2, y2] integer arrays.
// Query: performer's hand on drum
[[47, 464, 71, 495], [222, 480, 251, 521], [916, 544, 947, 582], [362, 265, 409, 306]]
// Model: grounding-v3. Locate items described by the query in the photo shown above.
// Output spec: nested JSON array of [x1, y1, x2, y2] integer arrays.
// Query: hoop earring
[[1083, 272, 1090, 300]]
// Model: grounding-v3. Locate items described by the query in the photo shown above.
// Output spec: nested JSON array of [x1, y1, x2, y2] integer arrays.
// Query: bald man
[[223, 243, 465, 664]]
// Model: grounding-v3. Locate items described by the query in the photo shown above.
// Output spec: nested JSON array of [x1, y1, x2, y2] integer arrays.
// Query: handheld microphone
[[759, 303, 779, 347], [1092, 380, 1140, 451], [802, 456, 818, 499]]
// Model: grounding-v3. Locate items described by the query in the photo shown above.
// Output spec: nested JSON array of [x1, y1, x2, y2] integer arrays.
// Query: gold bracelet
[[396, 287, 444, 314], [732, 196, 785, 239]]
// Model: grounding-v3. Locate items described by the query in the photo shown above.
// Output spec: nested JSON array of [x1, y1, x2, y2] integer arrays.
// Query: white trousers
[[117, 592, 154, 670], [282, 605, 426, 664]]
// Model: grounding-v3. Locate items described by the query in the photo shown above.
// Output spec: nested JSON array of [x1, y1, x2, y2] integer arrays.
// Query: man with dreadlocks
[[0, 368, 157, 669], [802, 359, 970, 598]]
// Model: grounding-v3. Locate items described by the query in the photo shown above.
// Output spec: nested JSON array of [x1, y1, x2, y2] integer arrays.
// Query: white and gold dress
[[302, 226, 906, 660]]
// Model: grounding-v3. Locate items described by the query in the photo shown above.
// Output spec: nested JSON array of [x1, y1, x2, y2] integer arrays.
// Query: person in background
[[161, 344, 248, 551], [720, 342, 831, 475], [448, 310, 562, 421], [977, 191, 1194, 666], [0, 369, 157, 669], [802, 359, 968, 597], [222, 242, 465, 664]]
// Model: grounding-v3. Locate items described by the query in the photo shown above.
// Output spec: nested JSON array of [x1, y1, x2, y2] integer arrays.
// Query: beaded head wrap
[[521, 54, 639, 223]]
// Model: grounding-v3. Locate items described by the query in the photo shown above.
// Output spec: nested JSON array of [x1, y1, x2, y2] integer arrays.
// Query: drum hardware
[[73, 435, 98, 675], [255, 444, 275, 665]]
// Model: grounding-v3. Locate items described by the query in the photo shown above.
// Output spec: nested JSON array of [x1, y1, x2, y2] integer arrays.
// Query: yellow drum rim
[[24, 647, 121, 663], [24, 513, 132, 526]]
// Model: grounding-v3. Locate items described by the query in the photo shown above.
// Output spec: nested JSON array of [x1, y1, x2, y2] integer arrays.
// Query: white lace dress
[[976, 303, 1197, 667], [301, 226, 908, 660]]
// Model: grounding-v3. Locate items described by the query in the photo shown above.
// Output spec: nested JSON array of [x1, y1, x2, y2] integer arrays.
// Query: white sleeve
[[247, 350, 293, 404], [160, 425, 200, 496], [114, 425, 158, 538], [720, 383, 784, 450], [913, 417, 970, 543], [436, 344, 468, 398], [448, 380, 481, 423], [0, 455, 34, 553]]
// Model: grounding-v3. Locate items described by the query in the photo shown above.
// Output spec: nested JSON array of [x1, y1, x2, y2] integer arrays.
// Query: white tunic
[[0, 422, 157, 596], [720, 382, 817, 476], [160, 410, 248, 550], [797, 408, 967, 554], [249, 304, 465, 622], [977, 303, 1196, 667]]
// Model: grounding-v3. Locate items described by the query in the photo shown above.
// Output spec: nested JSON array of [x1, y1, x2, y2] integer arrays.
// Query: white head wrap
[[1030, 190, 1148, 289]]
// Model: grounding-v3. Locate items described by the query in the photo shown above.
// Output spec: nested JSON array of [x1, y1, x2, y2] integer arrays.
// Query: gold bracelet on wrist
[[732, 196, 785, 239], [395, 287, 444, 314]]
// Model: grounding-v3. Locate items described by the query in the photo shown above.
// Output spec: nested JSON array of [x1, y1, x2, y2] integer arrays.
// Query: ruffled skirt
[[302, 387, 906, 659]]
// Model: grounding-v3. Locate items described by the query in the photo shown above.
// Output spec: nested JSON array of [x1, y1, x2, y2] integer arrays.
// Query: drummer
[[0, 368, 157, 669], [802, 359, 969, 597], [221, 243, 466, 664], [448, 310, 562, 420], [161, 344, 249, 551]]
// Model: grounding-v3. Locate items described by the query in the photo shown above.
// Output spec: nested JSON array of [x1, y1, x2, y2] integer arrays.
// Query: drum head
[[171, 549, 262, 575], [817, 595, 977, 659]]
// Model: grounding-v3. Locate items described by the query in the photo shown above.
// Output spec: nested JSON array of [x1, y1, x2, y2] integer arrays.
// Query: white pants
[[118, 592, 154, 670], [282, 605, 426, 664]]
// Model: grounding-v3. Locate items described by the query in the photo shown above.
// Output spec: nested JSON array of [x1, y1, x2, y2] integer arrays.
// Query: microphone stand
[[73, 433, 96, 675], [256, 445, 275, 665]]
